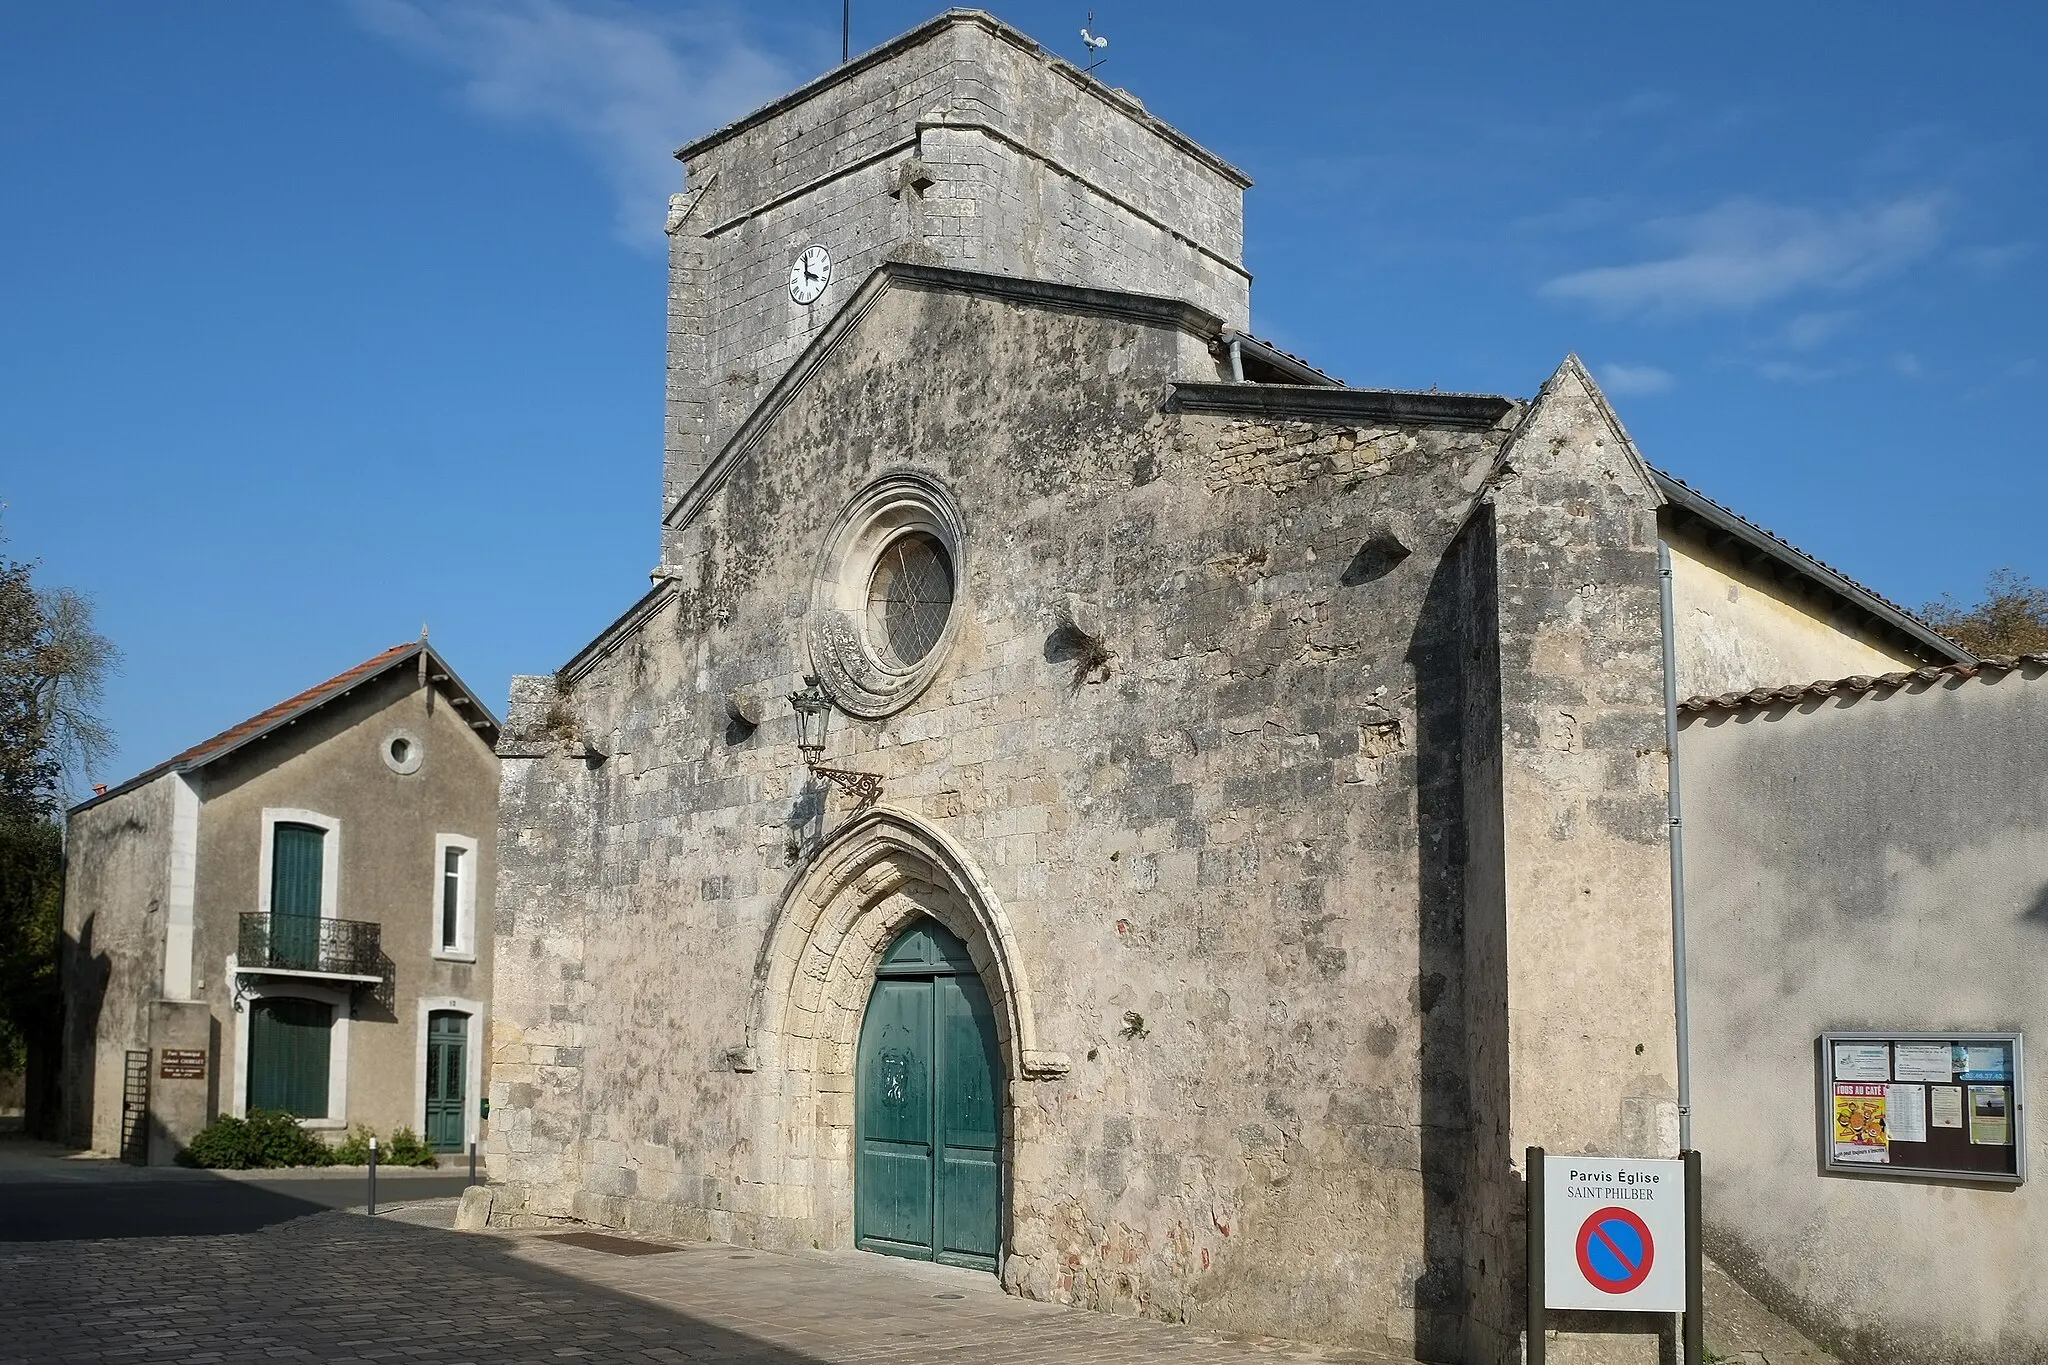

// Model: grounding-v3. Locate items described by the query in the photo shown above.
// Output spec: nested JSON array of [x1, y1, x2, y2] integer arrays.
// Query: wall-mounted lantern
[[787, 675, 883, 805]]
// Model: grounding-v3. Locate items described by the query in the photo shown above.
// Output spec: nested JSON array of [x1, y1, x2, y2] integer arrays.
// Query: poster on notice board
[[1819, 1032, 2022, 1183]]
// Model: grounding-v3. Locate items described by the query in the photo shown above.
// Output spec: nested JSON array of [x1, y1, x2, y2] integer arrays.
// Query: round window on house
[[382, 728, 424, 775], [866, 531, 954, 667]]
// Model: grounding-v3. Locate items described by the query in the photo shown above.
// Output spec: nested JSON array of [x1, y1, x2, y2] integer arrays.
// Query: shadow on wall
[[59, 916, 112, 1150], [2020, 881, 2048, 931], [1406, 514, 1507, 1361]]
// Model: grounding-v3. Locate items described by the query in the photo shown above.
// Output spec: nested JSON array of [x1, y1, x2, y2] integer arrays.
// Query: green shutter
[[270, 823, 325, 969], [248, 998, 332, 1118]]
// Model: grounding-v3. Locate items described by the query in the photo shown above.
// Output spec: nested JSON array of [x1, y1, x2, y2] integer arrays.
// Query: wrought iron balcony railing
[[237, 912, 386, 979]]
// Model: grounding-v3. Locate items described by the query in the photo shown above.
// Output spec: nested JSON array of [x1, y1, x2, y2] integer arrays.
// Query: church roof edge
[[1169, 382, 1518, 431], [661, 259, 1230, 533], [672, 9, 1253, 190]]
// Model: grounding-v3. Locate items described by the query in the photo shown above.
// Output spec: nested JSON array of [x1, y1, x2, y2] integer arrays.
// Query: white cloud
[[350, 0, 799, 245], [1540, 195, 1945, 318], [1598, 362, 1674, 396], [1757, 358, 1856, 384], [1778, 309, 1856, 351], [1958, 241, 2035, 276]]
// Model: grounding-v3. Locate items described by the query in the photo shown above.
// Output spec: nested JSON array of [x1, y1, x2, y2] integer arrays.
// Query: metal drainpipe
[[1227, 335, 1244, 382], [1658, 540, 1694, 1153]]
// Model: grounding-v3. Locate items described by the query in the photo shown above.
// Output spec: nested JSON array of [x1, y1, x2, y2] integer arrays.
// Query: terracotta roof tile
[[161, 642, 417, 771], [74, 641, 500, 812], [1680, 653, 2048, 718]]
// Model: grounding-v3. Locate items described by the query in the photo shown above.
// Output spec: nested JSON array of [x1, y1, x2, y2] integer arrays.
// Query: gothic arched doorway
[[854, 919, 1002, 1271]]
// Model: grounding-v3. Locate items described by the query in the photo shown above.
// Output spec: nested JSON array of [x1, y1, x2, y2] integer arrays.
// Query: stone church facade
[[486, 12, 1964, 1362]]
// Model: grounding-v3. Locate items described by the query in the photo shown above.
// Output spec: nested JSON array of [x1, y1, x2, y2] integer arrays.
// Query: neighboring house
[[1682, 654, 2048, 1365], [61, 640, 499, 1166], [482, 13, 1986, 1364]]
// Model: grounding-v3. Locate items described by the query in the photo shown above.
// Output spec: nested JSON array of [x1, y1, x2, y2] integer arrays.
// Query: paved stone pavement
[[2, 1200, 1418, 1365]]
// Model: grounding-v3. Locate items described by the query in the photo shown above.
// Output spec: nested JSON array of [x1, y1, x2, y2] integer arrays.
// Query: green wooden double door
[[855, 920, 1003, 1272]]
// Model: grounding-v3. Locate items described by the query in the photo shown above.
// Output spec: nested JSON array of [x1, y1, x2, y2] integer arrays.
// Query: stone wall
[[1475, 358, 1684, 1365], [490, 272, 1524, 1358], [661, 11, 1250, 557], [1682, 662, 2048, 1365]]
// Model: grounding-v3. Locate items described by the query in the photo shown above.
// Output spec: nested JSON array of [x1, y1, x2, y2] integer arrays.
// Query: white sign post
[[1542, 1155, 1687, 1311]]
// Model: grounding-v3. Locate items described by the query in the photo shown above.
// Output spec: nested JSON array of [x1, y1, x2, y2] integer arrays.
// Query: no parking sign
[[1541, 1155, 1687, 1311]]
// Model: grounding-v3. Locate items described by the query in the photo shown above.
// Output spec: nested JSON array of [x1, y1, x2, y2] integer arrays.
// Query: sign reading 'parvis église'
[[1542, 1155, 1687, 1312]]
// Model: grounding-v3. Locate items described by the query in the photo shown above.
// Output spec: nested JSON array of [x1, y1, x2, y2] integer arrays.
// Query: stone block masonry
[[660, 11, 1252, 557], [495, 13, 1696, 1364], [491, 272, 1539, 1360]]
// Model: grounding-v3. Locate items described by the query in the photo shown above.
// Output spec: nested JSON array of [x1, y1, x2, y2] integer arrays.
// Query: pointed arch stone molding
[[747, 805, 1069, 1083]]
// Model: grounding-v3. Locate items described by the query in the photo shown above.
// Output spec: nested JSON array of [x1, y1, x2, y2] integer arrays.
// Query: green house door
[[247, 997, 332, 1118], [269, 822, 325, 969], [855, 920, 1002, 1272], [425, 1011, 468, 1151]]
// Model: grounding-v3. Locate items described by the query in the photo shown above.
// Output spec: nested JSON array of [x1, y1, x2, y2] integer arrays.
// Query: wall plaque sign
[[158, 1049, 207, 1080]]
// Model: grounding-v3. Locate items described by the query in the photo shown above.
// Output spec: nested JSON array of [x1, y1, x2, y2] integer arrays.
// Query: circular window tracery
[[808, 473, 966, 718], [867, 532, 954, 667]]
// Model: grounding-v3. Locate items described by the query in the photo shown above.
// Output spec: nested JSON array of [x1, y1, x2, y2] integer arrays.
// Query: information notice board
[[1819, 1031, 2023, 1183]]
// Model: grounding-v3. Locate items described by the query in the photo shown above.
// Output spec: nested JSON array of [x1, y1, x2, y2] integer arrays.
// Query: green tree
[[0, 514, 118, 1133], [1921, 568, 2048, 658]]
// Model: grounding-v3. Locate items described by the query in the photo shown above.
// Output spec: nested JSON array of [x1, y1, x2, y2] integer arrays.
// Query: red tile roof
[[1680, 654, 2048, 718], [73, 641, 499, 812], [162, 642, 418, 771]]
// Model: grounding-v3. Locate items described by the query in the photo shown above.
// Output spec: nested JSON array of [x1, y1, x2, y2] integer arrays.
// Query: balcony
[[236, 913, 393, 1005]]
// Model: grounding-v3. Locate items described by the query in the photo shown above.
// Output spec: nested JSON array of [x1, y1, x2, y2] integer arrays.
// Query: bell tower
[[658, 8, 1252, 563]]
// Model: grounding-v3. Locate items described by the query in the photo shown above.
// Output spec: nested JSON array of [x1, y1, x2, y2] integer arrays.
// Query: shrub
[[382, 1126, 438, 1167], [179, 1109, 333, 1169], [330, 1125, 376, 1166], [247, 1109, 334, 1167], [328, 1123, 438, 1167], [179, 1113, 256, 1169]]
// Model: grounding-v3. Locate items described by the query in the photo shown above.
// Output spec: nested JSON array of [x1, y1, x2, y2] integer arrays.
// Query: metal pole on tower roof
[[843, 1, 849, 63]]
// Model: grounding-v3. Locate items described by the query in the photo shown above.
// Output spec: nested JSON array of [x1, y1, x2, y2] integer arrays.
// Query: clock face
[[789, 245, 831, 305]]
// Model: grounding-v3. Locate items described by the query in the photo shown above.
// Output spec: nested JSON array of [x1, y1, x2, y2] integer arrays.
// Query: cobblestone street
[[2, 1195, 1415, 1365]]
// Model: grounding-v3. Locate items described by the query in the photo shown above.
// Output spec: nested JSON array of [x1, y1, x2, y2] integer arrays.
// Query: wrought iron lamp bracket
[[809, 763, 883, 806]]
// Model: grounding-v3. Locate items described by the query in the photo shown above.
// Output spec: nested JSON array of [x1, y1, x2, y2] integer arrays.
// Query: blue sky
[[3, 2, 2041, 789]]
